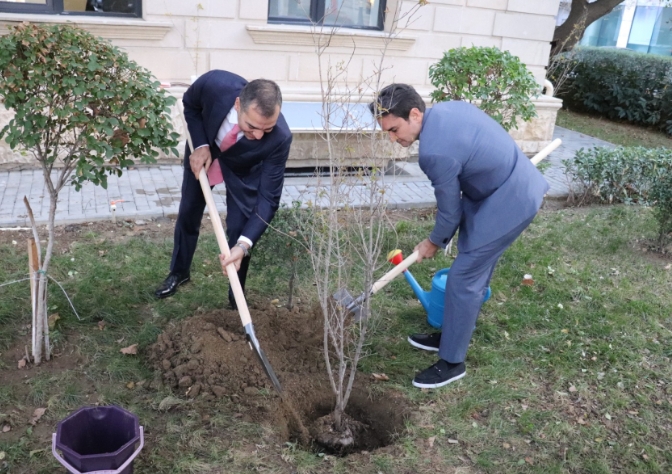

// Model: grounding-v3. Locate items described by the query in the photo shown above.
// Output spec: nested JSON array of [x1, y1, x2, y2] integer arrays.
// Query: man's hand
[[189, 146, 212, 179], [414, 238, 439, 263], [219, 245, 246, 275]]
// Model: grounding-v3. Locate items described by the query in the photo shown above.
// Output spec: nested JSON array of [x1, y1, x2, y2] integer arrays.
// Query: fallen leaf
[[503, 442, 511, 449], [0, 451, 5, 460], [2, 425, 10, 433], [561, 328, 569, 334], [525, 457, 534, 465], [521, 274, 534, 286], [504, 331, 510, 340], [427, 436, 436, 448], [664, 264, 671, 271], [48, 313, 60, 330], [98, 320, 106, 331], [643, 454, 650, 461], [120, 344, 138, 355], [577, 418, 586, 425], [270, 299, 280, 305], [126, 382, 135, 389], [605, 413, 612, 420], [569, 385, 577, 392], [30, 408, 46, 425], [448, 438, 459, 444], [371, 373, 389, 381], [18, 358, 26, 369]]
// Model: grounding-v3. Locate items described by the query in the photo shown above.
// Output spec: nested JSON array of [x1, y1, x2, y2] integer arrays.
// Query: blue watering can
[[388, 250, 491, 329]]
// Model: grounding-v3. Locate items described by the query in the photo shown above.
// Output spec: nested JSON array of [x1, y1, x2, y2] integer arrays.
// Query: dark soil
[[146, 304, 409, 453]]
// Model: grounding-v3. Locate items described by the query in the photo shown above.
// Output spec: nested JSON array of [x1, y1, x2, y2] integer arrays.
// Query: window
[[580, 5, 624, 48], [0, 0, 141, 17], [268, 0, 386, 30], [627, 6, 672, 56]]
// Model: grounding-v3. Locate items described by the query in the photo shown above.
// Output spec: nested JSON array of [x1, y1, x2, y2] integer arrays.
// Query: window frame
[[268, 0, 387, 31], [0, 0, 142, 18]]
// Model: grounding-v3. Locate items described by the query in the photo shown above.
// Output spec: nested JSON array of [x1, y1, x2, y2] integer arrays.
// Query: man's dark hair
[[369, 83, 426, 120], [239, 79, 283, 118]]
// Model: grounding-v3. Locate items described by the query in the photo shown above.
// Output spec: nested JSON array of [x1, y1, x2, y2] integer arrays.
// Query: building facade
[[579, 0, 672, 55], [0, 0, 563, 166]]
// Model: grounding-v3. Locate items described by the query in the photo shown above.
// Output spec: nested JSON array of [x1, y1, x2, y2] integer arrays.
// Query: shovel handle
[[178, 103, 252, 327], [530, 138, 561, 166], [198, 169, 252, 327], [370, 250, 418, 296]]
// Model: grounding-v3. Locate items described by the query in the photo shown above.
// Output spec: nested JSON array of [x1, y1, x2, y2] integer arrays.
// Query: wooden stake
[[28, 238, 39, 361]]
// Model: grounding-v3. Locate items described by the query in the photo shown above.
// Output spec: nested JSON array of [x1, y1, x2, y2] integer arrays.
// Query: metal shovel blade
[[332, 287, 364, 321], [244, 323, 282, 395]]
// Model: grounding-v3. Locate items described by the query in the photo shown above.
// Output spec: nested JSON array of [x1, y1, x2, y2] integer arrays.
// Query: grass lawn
[[0, 204, 671, 473], [556, 109, 672, 149]]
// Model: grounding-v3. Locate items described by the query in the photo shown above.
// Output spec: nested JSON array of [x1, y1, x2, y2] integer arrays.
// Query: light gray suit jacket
[[418, 101, 549, 253]]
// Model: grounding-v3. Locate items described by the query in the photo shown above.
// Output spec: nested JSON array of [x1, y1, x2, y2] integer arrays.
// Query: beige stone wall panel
[[210, 51, 289, 81], [434, 6, 496, 36], [148, 0, 237, 18], [507, 0, 562, 17], [184, 18, 254, 49], [460, 34, 502, 48], [363, 58, 430, 86], [239, 0, 269, 20], [123, 49, 208, 82], [290, 53, 365, 84], [409, 33, 462, 61], [398, 1, 435, 30], [493, 12, 557, 41], [466, 0, 507, 10], [501, 38, 552, 67]]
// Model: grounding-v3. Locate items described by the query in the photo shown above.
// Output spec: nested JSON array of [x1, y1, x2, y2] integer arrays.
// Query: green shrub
[[429, 46, 538, 131], [0, 23, 179, 189], [554, 47, 672, 134], [650, 172, 672, 247], [564, 146, 672, 247], [563, 146, 672, 204]]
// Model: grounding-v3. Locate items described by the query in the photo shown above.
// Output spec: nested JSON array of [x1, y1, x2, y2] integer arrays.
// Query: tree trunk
[[553, 0, 626, 53]]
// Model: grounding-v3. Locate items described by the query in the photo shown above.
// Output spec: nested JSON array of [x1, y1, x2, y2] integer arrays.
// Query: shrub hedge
[[563, 146, 672, 245], [554, 47, 672, 134]]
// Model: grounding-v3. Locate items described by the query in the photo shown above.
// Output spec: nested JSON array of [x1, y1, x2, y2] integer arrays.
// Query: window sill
[[246, 24, 416, 51], [0, 12, 172, 40]]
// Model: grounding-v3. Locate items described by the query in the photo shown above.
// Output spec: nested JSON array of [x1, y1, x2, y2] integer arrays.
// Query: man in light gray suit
[[370, 84, 549, 389]]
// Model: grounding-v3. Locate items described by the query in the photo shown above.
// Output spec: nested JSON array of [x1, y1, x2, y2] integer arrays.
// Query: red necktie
[[207, 124, 240, 186]]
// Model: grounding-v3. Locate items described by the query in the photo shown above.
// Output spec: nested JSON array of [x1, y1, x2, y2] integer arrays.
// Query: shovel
[[333, 250, 419, 320], [179, 106, 283, 395]]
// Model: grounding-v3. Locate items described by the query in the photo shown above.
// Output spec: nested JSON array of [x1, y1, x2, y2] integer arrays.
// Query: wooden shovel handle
[[530, 138, 562, 166], [178, 102, 252, 327], [370, 250, 418, 295], [197, 168, 252, 327]]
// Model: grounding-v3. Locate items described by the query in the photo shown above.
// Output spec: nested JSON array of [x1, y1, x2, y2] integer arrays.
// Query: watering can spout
[[403, 270, 431, 312], [387, 249, 430, 312]]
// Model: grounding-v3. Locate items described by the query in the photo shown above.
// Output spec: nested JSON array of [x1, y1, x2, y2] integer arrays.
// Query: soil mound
[[147, 301, 408, 453]]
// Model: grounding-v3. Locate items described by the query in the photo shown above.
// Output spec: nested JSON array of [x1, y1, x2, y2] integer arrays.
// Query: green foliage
[[0, 23, 180, 190], [649, 171, 672, 247], [554, 47, 672, 135], [563, 146, 672, 246], [429, 46, 538, 131]]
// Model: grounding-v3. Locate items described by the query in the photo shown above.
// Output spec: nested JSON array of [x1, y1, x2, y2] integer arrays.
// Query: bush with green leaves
[[563, 146, 672, 204], [554, 47, 672, 135], [564, 146, 672, 247], [650, 171, 672, 247], [0, 22, 179, 364], [429, 46, 538, 131], [0, 22, 180, 189]]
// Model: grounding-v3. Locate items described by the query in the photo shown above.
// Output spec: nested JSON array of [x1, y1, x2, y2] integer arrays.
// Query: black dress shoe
[[155, 272, 190, 299]]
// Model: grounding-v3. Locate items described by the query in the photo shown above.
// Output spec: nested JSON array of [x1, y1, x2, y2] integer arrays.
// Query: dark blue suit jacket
[[182, 70, 293, 244]]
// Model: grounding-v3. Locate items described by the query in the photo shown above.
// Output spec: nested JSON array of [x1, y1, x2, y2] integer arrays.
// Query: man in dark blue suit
[[155, 70, 293, 308], [371, 84, 549, 389]]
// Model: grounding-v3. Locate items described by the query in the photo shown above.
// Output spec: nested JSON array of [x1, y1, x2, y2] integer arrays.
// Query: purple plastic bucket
[[52, 405, 144, 474]]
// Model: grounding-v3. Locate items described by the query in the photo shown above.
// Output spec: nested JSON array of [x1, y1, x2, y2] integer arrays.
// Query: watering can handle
[[51, 426, 144, 474], [370, 250, 418, 295]]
